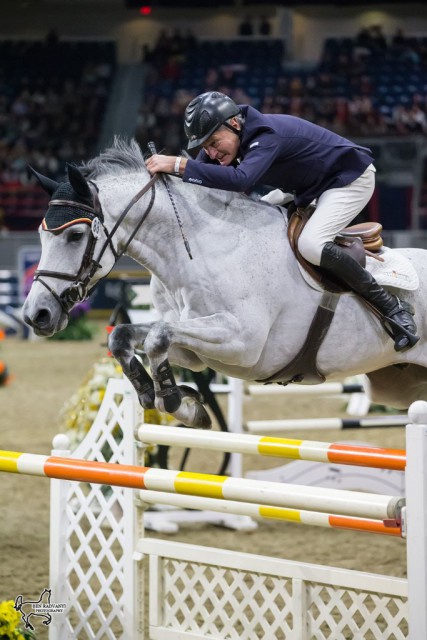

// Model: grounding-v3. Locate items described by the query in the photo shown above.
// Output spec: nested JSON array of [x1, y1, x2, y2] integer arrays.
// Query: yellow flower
[[0, 599, 23, 636]]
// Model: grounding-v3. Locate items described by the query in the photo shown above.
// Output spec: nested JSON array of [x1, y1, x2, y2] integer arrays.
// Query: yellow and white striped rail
[[139, 490, 402, 537], [0, 450, 403, 521], [137, 424, 406, 471]]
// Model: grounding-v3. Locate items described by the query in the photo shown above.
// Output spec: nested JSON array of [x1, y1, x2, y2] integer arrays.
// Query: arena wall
[[2, 1, 427, 63]]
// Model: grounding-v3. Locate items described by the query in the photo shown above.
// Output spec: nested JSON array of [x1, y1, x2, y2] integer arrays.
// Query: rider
[[146, 91, 419, 352]]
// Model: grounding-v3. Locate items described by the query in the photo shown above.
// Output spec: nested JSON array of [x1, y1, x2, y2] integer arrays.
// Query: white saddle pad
[[299, 246, 419, 292]]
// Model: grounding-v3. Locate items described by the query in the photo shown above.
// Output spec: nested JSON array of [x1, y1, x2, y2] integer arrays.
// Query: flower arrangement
[[0, 600, 37, 640], [59, 357, 124, 448], [58, 357, 175, 450]]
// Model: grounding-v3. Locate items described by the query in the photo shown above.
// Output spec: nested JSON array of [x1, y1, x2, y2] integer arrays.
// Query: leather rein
[[34, 174, 158, 316]]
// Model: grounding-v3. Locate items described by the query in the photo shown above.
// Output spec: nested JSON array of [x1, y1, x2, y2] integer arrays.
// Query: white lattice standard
[[139, 538, 408, 640], [49, 377, 144, 640]]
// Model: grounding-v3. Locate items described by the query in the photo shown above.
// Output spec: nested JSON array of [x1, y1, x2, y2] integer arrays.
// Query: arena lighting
[[124, 0, 153, 11]]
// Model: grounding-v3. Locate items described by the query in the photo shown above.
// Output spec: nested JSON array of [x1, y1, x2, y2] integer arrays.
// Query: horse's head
[[22, 164, 116, 337]]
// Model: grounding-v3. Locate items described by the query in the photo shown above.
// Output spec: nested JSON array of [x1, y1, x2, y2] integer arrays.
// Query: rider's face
[[203, 119, 240, 165]]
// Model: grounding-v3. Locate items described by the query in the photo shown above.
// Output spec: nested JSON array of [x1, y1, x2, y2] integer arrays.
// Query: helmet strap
[[223, 121, 242, 138]]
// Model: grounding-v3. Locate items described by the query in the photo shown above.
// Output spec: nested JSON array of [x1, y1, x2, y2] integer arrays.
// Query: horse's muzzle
[[23, 307, 68, 337]]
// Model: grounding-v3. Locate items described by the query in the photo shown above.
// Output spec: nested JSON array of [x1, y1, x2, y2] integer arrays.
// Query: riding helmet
[[184, 91, 241, 149]]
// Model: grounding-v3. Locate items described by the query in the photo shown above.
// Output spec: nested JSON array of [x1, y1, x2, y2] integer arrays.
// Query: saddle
[[287, 205, 384, 293]]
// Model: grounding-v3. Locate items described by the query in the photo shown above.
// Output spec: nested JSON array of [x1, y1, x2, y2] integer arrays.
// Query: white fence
[[46, 376, 427, 639]]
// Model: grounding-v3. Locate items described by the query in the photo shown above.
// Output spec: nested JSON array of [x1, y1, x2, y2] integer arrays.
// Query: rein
[[34, 174, 158, 316]]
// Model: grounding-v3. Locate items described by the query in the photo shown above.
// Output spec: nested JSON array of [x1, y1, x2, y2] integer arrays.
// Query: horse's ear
[[28, 166, 59, 196], [66, 163, 92, 202]]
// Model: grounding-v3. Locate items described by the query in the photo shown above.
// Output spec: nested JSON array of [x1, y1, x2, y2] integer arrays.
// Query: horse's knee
[[108, 324, 134, 358], [144, 322, 173, 357]]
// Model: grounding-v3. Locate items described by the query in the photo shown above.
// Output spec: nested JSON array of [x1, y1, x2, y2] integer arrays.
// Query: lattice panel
[[162, 558, 294, 639], [63, 482, 127, 639], [306, 583, 408, 640], [51, 378, 141, 640], [142, 539, 408, 640]]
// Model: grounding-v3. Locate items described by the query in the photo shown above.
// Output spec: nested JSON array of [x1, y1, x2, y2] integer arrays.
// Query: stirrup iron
[[381, 300, 419, 352]]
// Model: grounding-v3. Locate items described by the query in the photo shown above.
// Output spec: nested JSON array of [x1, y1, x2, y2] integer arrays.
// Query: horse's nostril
[[34, 309, 52, 328]]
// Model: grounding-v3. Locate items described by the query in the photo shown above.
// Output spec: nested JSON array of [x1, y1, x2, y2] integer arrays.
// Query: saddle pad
[[299, 247, 419, 293]]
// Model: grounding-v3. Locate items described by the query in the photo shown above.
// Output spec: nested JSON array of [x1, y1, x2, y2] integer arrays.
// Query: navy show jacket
[[183, 105, 374, 207]]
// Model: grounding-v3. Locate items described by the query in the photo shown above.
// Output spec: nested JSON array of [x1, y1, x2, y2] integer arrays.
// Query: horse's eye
[[68, 230, 84, 243]]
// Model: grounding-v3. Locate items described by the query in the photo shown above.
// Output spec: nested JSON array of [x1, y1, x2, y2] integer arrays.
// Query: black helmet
[[184, 91, 240, 150]]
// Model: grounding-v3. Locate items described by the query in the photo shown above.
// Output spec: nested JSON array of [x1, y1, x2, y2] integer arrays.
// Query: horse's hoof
[[179, 384, 204, 402], [193, 403, 212, 430], [137, 390, 156, 410]]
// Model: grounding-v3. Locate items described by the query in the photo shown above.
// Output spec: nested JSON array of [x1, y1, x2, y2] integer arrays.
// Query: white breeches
[[298, 164, 376, 266]]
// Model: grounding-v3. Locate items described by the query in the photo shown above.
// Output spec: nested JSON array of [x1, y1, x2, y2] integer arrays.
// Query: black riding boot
[[320, 242, 419, 352]]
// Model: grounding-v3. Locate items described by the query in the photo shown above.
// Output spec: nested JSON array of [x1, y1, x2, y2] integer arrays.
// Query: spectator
[[369, 25, 387, 53], [259, 16, 272, 36], [406, 103, 427, 134], [0, 206, 7, 233], [238, 16, 254, 37], [392, 105, 412, 135], [391, 27, 407, 51]]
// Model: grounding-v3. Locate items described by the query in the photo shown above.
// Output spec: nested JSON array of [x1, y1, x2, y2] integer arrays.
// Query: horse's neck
[[101, 174, 302, 295], [101, 174, 185, 279]]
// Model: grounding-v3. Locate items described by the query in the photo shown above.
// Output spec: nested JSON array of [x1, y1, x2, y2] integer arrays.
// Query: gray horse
[[22, 139, 427, 428]]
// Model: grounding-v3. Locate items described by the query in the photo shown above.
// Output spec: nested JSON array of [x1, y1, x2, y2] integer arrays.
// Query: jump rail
[[0, 450, 403, 520], [247, 382, 364, 396], [139, 490, 402, 536], [245, 415, 409, 433], [137, 423, 406, 470]]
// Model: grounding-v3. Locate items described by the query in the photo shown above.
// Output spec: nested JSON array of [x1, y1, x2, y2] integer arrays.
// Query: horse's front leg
[[110, 322, 210, 426], [109, 323, 156, 409], [139, 322, 209, 428], [142, 315, 258, 429], [111, 314, 262, 429]]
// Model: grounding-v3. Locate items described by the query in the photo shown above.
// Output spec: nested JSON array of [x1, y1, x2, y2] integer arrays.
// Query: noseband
[[34, 175, 158, 316]]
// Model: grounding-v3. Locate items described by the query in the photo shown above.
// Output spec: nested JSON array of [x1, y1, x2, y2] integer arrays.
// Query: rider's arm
[[182, 134, 283, 192]]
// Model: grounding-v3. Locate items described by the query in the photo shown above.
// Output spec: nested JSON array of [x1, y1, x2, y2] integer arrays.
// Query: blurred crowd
[[0, 33, 115, 187], [0, 33, 115, 230], [136, 24, 427, 155], [1, 22, 427, 230]]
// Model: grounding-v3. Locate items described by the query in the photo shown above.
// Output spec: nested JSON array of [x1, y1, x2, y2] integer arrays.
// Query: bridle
[[34, 174, 158, 316]]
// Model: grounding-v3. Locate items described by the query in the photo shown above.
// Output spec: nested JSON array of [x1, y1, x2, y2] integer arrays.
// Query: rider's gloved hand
[[261, 189, 295, 206]]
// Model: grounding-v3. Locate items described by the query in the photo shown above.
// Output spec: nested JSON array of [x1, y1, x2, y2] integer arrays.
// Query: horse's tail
[[14, 595, 22, 610]]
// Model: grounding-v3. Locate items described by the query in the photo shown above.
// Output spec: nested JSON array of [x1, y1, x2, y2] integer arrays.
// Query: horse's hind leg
[[109, 324, 155, 409], [366, 363, 427, 409]]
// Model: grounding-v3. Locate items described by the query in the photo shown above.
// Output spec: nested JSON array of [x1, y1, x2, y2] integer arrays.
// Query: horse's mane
[[80, 137, 146, 179]]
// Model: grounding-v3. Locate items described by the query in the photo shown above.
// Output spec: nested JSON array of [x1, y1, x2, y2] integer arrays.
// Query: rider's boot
[[320, 241, 419, 352]]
